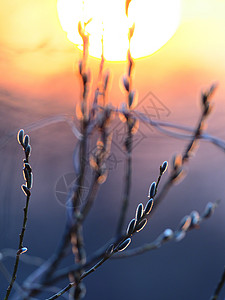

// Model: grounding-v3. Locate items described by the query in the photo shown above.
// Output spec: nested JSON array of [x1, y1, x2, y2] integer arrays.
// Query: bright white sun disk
[[57, 0, 181, 61]]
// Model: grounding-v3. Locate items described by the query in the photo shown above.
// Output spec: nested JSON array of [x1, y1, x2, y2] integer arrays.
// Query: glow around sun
[[57, 0, 181, 61]]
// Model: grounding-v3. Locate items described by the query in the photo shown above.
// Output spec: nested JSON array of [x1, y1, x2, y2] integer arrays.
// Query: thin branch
[[46, 163, 165, 299], [4, 232, 30, 298], [109, 97, 225, 153], [42, 22, 91, 287], [116, 11, 135, 235], [210, 266, 225, 300], [0, 261, 24, 295], [17, 109, 110, 296], [43, 86, 217, 297], [151, 84, 217, 213], [1, 104, 225, 155], [0, 248, 44, 266], [46, 257, 110, 300], [46, 198, 219, 300], [32, 88, 215, 293], [114, 201, 219, 258], [4, 130, 33, 300], [116, 150, 132, 235], [71, 33, 111, 297]]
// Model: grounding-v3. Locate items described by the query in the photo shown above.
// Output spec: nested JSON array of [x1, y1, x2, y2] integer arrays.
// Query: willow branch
[[15, 28, 111, 300], [116, 147, 132, 235], [114, 201, 219, 258], [46, 161, 165, 299], [43, 22, 91, 285], [116, 17, 135, 235], [0, 249, 44, 266], [210, 266, 225, 300], [44, 86, 217, 295], [32, 86, 216, 298], [46, 246, 114, 300], [4, 130, 33, 300]]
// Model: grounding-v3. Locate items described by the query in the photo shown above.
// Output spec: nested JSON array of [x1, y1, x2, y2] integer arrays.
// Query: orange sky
[[1, 4, 225, 300], [0, 0, 225, 106]]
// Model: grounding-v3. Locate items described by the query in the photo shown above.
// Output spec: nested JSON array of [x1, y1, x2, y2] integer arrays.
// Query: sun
[[57, 0, 181, 61]]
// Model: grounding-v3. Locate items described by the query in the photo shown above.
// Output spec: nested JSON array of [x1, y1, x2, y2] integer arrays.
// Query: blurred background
[[0, 0, 225, 299]]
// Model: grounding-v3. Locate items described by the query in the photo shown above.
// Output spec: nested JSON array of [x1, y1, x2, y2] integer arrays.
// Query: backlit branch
[[114, 200, 219, 258], [4, 130, 33, 300], [116, 0, 136, 235], [46, 162, 167, 299]]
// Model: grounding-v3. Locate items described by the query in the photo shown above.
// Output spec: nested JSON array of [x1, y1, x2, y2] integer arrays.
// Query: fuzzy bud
[[21, 185, 31, 197], [17, 129, 24, 145], [23, 135, 29, 149], [135, 218, 147, 232], [172, 154, 182, 171], [25, 145, 31, 159], [190, 211, 200, 228], [23, 168, 32, 189], [123, 76, 129, 92], [128, 90, 135, 108], [126, 218, 136, 236], [17, 247, 28, 255], [148, 182, 156, 199], [104, 72, 110, 91], [117, 238, 131, 252], [135, 203, 144, 222], [160, 161, 168, 175], [24, 163, 32, 173], [162, 228, 174, 241], [178, 215, 191, 232], [202, 202, 215, 219], [144, 198, 154, 215]]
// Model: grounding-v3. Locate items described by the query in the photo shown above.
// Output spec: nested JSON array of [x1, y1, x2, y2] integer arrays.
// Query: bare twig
[[47, 85, 217, 292], [210, 266, 225, 300], [24, 85, 218, 298], [4, 130, 33, 300], [151, 84, 217, 213], [47, 159, 218, 300], [46, 162, 165, 299], [1, 105, 225, 154], [45, 20, 92, 284], [114, 201, 219, 258], [0, 260, 24, 295], [116, 1, 136, 235], [71, 30, 113, 299], [69, 22, 91, 300], [0, 248, 44, 266], [46, 198, 220, 300], [182, 84, 217, 162], [16, 124, 105, 299], [20, 84, 218, 299], [46, 254, 109, 300], [110, 100, 225, 152]]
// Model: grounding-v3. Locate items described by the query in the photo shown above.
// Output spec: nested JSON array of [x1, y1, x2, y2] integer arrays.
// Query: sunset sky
[[1, 1, 225, 299], [0, 0, 225, 101]]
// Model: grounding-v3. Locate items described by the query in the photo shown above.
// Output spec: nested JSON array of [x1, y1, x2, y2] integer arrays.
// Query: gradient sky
[[0, 0, 225, 100], [1, 1, 225, 299]]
